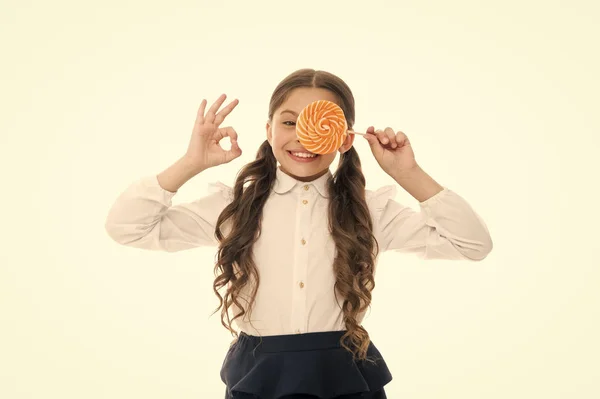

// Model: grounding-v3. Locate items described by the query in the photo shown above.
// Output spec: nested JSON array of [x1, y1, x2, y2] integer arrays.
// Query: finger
[[214, 98, 239, 126], [195, 99, 207, 125], [375, 129, 389, 145], [224, 145, 242, 163], [364, 126, 376, 142], [384, 127, 397, 148], [206, 94, 227, 123], [225, 126, 239, 143], [365, 130, 384, 152], [223, 136, 242, 163], [215, 126, 238, 144], [395, 131, 408, 146]]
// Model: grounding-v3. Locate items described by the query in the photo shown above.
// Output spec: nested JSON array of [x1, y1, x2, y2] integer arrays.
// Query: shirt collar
[[273, 166, 332, 198]]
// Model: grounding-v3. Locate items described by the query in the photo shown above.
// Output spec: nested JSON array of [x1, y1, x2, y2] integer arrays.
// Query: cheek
[[318, 153, 337, 164], [272, 129, 296, 147]]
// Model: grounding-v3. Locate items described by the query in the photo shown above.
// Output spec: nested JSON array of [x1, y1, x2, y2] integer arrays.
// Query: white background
[[1, 0, 599, 397]]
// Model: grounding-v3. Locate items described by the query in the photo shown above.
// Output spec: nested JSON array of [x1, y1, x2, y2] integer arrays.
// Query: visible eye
[[283, 121, 296, 126]]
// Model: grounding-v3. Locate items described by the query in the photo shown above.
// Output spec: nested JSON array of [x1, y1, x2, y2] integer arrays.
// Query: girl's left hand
[[363, 126, 418, 177]]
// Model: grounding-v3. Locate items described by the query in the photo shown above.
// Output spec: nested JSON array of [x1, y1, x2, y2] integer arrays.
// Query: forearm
[[392, 165, 444, 203], [157, 156, 205, 193]]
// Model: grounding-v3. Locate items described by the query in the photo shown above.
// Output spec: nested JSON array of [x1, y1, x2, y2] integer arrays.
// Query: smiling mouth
[[287, 150, 320, 161]]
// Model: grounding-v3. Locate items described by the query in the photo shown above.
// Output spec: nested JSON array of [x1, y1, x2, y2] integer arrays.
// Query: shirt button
[[301, 239, 306, 245], [303, 185, 309, 191], [299, 281, 304, 288], [302, 199, 308, 205]]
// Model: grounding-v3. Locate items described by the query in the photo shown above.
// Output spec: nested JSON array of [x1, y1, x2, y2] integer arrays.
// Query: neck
[[279, 166, 329, 182]]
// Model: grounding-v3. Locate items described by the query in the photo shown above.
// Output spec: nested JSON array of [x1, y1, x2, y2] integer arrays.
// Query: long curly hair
[[211, 68, 380, 362]]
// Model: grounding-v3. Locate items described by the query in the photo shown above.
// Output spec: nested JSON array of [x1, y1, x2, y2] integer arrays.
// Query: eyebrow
[[280, 109, 298, 117]]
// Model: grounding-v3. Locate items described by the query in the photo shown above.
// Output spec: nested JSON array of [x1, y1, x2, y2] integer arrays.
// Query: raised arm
[[105, 94, 243, 252], [368, 185, 493, 261], [104, 157, 233, 252]]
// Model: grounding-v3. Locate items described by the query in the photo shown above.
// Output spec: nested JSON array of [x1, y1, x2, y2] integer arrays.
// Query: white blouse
[[104, 167, 493, 336]]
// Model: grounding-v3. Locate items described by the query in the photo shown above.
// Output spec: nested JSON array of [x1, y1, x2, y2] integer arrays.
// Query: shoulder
[[364, 185, 398, 223], [207, 181, 234, 203], [365, 185, 397, 209]]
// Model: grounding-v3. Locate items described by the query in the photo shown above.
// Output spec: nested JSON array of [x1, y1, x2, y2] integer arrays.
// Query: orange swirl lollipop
[[296, 100, 364, 155]]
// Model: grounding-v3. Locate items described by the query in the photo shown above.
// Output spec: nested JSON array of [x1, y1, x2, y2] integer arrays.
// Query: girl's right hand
[[184, 94, 242, 171]]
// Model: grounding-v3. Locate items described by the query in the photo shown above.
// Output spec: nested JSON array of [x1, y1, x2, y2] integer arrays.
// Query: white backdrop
[[1, 0, 599, 398]]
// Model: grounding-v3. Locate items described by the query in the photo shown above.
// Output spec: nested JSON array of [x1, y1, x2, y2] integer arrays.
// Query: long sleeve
[[104, 175, 233, 252], [367, 185, 493, 261]]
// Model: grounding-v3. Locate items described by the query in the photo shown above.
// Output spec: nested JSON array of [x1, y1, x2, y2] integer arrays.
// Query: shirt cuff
[[418, 186, 450, 207], [141, 174, 179, 199]]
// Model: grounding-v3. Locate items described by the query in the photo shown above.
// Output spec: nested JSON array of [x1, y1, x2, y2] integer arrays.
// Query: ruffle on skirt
[[220, 330, 392, 399]]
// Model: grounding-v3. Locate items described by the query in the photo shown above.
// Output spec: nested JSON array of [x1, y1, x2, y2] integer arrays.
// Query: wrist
[[179, 156, 207, 175], [391, 164, 422, 182]]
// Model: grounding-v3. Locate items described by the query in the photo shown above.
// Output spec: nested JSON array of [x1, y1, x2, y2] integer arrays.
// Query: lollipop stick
[[348, 130, 366, 136]]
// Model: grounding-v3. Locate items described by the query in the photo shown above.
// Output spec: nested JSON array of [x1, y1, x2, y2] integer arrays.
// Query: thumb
[[223, 139, 242, 163], [364, 132, 383, 153]]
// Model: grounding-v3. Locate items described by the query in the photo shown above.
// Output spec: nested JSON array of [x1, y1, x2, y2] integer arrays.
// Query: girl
[[105, 68, 493, 398]]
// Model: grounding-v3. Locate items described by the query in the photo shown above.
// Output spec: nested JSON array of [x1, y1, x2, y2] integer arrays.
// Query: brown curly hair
[[211, 68, 380, 362]]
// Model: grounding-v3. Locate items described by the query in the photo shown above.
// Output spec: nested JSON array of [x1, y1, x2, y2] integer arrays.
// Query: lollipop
[[296, 100, 365, 155]]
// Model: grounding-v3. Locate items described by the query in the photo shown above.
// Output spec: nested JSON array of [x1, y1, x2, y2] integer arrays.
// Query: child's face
[[266, 87, 355, 182]]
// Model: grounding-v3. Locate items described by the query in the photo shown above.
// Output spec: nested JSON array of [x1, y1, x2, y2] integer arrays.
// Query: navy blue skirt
[[220, 330, 392, 399]]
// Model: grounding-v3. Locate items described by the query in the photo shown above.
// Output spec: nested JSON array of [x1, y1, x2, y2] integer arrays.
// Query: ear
[[338, 131, 356, 154], [266, 121, 272, 145]]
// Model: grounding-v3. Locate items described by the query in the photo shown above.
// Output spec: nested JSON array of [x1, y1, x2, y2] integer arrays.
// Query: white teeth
[[291, 152, 316, 158]]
